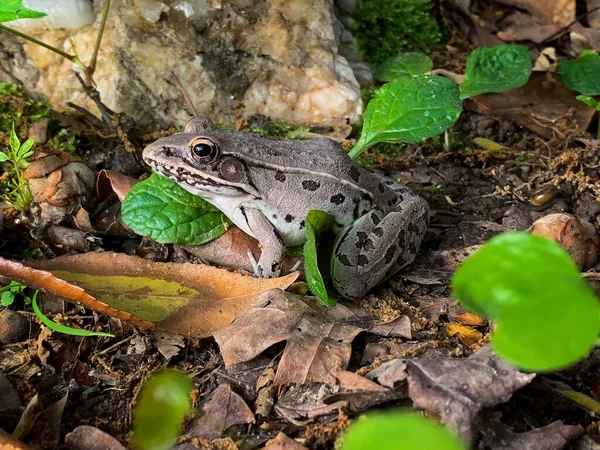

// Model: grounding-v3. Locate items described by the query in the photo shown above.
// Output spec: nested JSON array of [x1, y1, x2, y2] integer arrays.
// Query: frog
[[142, 116, 430, 300]]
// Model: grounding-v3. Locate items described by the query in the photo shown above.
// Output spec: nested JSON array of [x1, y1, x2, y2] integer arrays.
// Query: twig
[[0, 23, 85, 70], [171, 71, 198, 117], [536, 6, 600, 47], [73, 72, 114, 126], [86, 0, 112, 87]]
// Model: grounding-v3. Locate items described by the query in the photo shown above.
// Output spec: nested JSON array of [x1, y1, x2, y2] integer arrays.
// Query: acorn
[[531, 213, 599, 270]]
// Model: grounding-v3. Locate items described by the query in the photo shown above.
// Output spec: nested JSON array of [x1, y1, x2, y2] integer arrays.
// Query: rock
[[0, 309, 29, 344], [1, 0, 362, 131]]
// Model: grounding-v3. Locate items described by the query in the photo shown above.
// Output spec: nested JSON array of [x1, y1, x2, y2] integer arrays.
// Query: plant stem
[[86, 0, 112, 87], [0, 24, 86, 71]]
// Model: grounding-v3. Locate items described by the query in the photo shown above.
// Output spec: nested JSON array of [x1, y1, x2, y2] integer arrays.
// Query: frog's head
[[142, 116, 259, 198]]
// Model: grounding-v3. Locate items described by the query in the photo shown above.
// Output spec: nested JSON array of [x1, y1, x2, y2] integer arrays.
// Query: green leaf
[[349, 76, 462, 159], [304, 210, 335, 307], [375, 52, 434, 82], [576, 95, 599, 108], [459, 45, 532, 99], [121, 174, 231, 245], [0, 0, 46, 22], [1, 291, 14, 306], [0, 153, 9, 162], [19, 137, 35, 156], [341, 412, 466, 450], [451, 232, 600, 371], [133, 369, 192, 450], [32, 291, 114, 337], [9, 123, 20, 153], [558, 53, 600, 95]]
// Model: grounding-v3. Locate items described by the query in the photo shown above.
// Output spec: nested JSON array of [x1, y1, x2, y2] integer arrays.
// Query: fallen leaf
[[407, 345, 535, 444], [213, 290, 397, 385], [494, 0, 574, 26], [275, 383, 344, 424], [446, 322, 484, 347], [450, 312, 487, 326], [0, 372, 23, 430], [96, 169, 139, 203], [0, 428, 32, 450], [0, 253, 297, 338], [65, 426, 128, 450], [150, 331, 185, 360], [264, 432, 309, 450], [187, 384, 254, 439], [466, 72, 597, 139], [366, 359, 408, 389], [479, 420, 583, 450]]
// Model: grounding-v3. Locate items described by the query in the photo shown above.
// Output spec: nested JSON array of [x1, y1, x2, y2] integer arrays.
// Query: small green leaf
[[375, 52, 434, 82], [304, 210, 335, 306], [133, 369, 193, 450], [0, 0, 46, 22], [1, 291, 14, 306], [9, 123, 20, 153], [451, 232, 600, 371], [558, 53, 600, 95], [459, 45, 532, 99], [32, 292, 114, 337], [576, 95, 598, 108], [0, 153, 10, 162], [349, 75, 462, 159], [341, 412, 466, 450], [121, 174, 231, 245], [19, 137, 35, 156]]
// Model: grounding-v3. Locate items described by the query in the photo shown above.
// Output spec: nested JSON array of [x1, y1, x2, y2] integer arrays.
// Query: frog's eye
[[190, 138, 219, 163]]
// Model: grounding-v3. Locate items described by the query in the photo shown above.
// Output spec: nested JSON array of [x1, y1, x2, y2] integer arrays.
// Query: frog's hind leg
[[331, 196, 429, 300]]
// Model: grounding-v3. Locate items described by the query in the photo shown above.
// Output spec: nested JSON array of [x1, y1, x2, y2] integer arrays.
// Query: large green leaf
[[375, 52, 433, 82], [133, 369, 192, 450], [303, 210, 335, 306], [459, 45, 532, 99], [558, 53, 600, 96], [452, 232, 600, 371], [121, 173, 230, 245], [349, 75, 462, 159], [341, 412, 465, 450], [0, 0, 46, 22]]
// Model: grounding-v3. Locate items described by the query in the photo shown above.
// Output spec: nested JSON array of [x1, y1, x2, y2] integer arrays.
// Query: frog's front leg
[[331, 195, 429, 300], [241, 207, 286, 277]]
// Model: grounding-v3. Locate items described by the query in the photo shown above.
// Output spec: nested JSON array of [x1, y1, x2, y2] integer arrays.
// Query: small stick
[[171, 71, 198, 117], [86, 0, 112, 88]]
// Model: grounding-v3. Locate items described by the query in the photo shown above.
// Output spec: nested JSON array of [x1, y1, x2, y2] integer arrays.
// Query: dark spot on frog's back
[[275, 171, 286, 182], [378, 183, 386, 193], [357, 254, 369, 266], [338, 254, 352, 266], [385, 245, 397, 264], [302, 180, 320, 191], [373, 226, 384, 238], [285, 214, 294, 223], [349, 166, 361, 182], [330, 193, 345, 205]]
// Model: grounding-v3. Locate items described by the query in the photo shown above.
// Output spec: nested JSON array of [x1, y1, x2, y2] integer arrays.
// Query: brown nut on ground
[[531, 213, 599, 270], [23, 152, 96, 226]]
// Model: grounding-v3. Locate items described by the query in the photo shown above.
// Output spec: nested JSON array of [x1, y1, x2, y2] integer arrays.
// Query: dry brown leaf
[[493, 0, 574, 26], [466, 72, 597, 139], [0, 253, 297, 338], [264, 433, 309, 450], [0, 428, 33, 450], [480, 420, 583, 450], [65, 426, 128, 450], [214, 290, 394, 385], [187, 384, 254, 439], [96, 169, 139, 203], [446, 322, 484, 347]]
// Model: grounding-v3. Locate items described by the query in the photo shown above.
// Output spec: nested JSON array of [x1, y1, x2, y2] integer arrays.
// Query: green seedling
[[133, 369, 193, 450], [452, 232, 600, 371], [1, 123, 34, 211], [0, 280, 31, 306], [303, 210, 336, 306], [340, 411, 466, 450]]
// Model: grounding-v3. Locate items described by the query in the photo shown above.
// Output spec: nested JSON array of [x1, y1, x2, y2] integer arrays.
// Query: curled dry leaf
[[479, 420, 583, 450], [0, 253, 297, 338], [531, 213, 599, 270], [96, 169, 139, 203], [65, 426, 128, 450], [407, 345, 535, 444], [213, 289, 408, 385], [187, 384, 254, 439], [24, 152, 96, 226]]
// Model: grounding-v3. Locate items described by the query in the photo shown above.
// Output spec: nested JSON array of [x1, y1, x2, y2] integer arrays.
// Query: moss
[[352, 0, 443, 66], [0, 82, 51, 141]]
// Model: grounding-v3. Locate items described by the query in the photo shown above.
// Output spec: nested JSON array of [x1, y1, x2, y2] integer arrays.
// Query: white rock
[[1, 0, 363, 130], [10, 0, 95, 30]]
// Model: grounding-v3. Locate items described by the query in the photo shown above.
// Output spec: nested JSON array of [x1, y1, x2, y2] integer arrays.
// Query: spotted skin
[[142, 116, 430, 299]]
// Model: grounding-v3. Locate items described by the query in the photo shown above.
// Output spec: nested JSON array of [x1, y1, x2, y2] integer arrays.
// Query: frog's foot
[[331, 196, 429, 300]]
